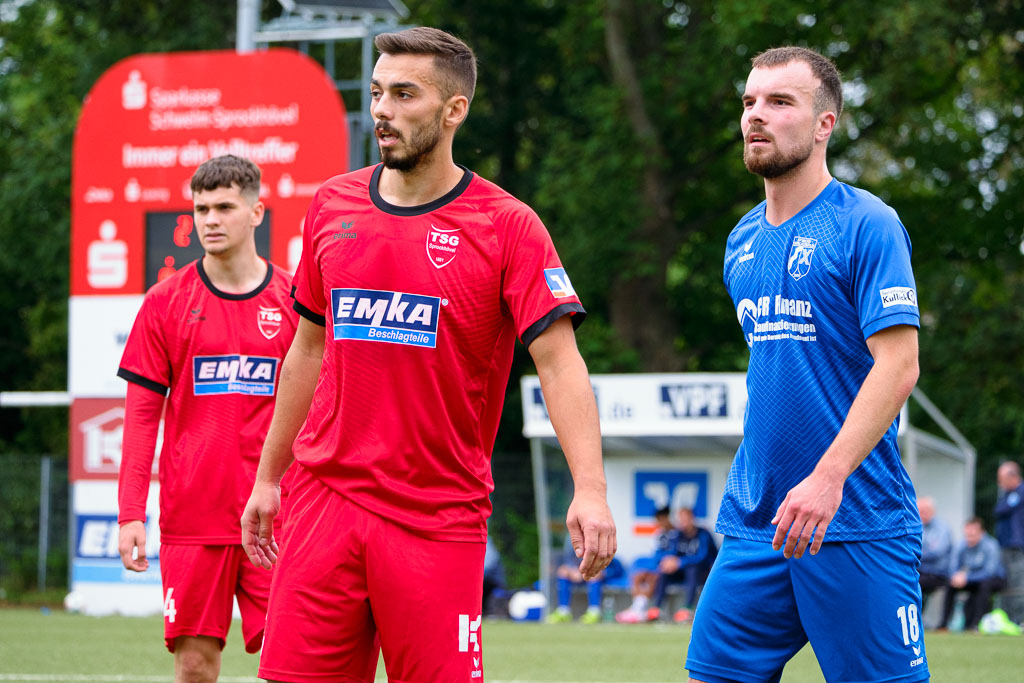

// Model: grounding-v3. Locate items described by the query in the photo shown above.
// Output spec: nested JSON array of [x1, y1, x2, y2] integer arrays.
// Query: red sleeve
[[117, 292, 171, 393], [499, 204, 586, 347], [291, 191, 328, 326], [117, 382, 164, 524]]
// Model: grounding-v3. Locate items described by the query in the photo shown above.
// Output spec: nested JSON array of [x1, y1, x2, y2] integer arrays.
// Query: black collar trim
[[369, 163, 474, 216], [196, 258, 273, 301]]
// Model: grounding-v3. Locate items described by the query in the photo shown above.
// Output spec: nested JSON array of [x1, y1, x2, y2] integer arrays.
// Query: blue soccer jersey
[[717, 179, 922, 542]]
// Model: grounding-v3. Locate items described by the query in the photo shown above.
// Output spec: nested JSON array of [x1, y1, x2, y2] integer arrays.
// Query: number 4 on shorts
[[164, 588, 177, 623]]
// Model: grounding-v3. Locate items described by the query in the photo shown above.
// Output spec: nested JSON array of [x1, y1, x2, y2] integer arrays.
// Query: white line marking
[[0, 678, 257, 683], [2, 675, 679, 679], [0, 678, 677, 683]]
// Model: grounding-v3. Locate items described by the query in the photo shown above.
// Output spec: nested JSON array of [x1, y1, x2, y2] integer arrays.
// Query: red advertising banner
[[71, 49, 348, 296], [68, 398, 154, 482]]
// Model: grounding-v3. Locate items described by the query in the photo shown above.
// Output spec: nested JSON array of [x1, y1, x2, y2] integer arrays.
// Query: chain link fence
[[0, 454, 69, 598], [0, 450, 538, 601]]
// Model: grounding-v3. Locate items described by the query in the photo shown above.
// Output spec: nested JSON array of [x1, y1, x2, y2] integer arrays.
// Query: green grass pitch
[[0, 609, 1020, 681]]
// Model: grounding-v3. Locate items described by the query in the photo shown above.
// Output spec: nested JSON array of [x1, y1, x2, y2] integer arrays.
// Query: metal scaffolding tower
[[237, 0, 412, 170]]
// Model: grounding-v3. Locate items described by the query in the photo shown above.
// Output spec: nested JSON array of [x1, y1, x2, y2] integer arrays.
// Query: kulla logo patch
[[426, 224, 461, 269], [257, 306, 283, 339], [787, 236, 817, 281]]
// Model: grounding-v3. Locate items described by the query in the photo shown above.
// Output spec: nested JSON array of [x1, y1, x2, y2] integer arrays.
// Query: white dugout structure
[[521, 373, 975, 602]]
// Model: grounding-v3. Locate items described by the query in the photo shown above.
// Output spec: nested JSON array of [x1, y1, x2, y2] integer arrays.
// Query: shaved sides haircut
[[190, 154, 261, 202], [375, 27, 477, 104], [753, 46, 843, 120]]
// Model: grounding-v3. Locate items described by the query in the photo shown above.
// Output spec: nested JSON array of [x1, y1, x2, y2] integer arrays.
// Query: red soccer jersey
[[291, 164, 585, 542], [118, 259, 298, 544]]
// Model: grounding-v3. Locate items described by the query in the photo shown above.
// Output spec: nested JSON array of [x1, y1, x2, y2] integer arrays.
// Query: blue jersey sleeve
[[847, 203, 920, 339]]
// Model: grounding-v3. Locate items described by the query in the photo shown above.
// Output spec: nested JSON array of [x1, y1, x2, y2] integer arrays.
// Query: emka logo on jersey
[[192, 355, 280, 395], [426, 224, 461, 269], [544, 267, 575, 298], [331, 288, 441, 348], [788, 236, 817, 280], [257, 306, 283, 339], [660, 383, 728, 418], [879, 286, 917, 308]]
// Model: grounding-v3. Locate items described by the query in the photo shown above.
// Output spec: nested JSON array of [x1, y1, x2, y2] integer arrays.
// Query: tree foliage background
[[2, 0, 1022, 588]]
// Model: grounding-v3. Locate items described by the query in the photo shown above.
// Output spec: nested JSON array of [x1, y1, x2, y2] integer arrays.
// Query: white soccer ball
[[508, 590, 547, 621], [63, 590, 86, 613]]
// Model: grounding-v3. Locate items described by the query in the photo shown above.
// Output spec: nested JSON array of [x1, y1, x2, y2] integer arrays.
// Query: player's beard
[[743, 129, 814, 179], [378, 107, 444, 172]]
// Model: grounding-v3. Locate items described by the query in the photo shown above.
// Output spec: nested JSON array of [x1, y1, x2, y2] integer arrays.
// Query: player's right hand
[[241, 481, 281, 570], [118, 520, 149, 572], [567, 489, 617, 581]]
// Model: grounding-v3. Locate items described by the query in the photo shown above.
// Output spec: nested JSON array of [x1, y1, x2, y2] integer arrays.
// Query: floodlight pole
[[531, 438, 552, 613], [236, 0, 259, 53]]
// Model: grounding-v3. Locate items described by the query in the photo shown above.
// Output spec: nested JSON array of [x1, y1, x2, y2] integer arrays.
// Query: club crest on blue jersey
[[192, 355, 280, 396], [787, 236, 817, 281], [331, 288, 440, 348], [544, 268, 576, 298]]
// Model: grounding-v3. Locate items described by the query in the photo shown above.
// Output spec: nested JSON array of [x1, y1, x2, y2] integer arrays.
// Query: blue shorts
[[686, 535, 929, 683]]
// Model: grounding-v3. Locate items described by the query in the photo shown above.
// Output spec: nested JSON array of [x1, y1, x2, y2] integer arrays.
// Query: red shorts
[[159, 543, 272, 654], [259, 468, 486, 683]]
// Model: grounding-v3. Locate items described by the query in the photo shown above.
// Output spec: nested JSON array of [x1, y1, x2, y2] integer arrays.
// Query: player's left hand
[[771, 470, 843, 559], [566, 489, 617, 581], [241, 480, 281, 570]]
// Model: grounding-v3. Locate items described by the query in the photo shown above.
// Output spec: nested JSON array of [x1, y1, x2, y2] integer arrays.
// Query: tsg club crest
[[426, 224, 461, 269], [788, 236, 817, 281], [257, 306, 283, 340]]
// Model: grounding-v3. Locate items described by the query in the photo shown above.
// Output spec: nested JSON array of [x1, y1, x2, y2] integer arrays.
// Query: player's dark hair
[[966, 517, 984, 528], [190, 155, 261, 202], [374, 27, 477, 104], [752, 46, 843, 120]]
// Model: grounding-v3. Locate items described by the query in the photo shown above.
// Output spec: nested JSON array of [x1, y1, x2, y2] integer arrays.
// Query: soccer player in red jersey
[[117, 155, 298, 683], [241, 27, 616, 682]]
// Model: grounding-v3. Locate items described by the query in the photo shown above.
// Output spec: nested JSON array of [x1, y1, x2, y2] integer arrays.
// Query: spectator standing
[[939, 518, 1005, 631], [918, 496, 952, 615], [995, 461, 1024, 623]]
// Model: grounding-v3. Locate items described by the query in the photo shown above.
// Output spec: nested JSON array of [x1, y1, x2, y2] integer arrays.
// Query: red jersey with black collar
[[292, 164, 585, 542], [118, 259, 298, 544]]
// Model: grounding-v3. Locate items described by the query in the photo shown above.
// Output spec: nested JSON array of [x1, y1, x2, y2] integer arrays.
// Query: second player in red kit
[[118, 155, 297, 683]]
